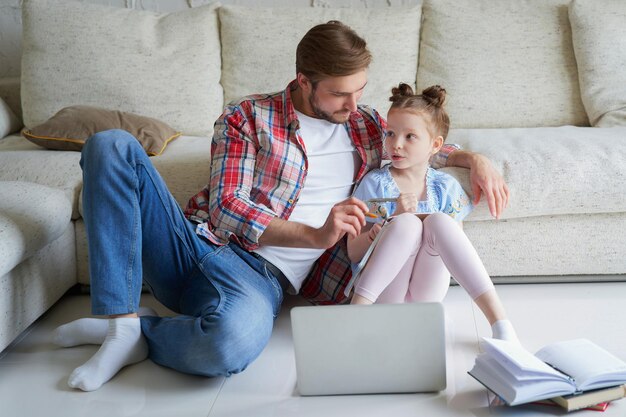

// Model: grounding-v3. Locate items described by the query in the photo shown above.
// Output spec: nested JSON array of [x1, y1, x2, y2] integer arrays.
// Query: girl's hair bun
[[389, 82, 415, 103], [421, 85, 446, 108], [387, 83, 450, 140]]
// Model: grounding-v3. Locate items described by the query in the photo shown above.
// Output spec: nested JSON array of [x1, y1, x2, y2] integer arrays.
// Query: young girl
[[347, 83, 518, 343]]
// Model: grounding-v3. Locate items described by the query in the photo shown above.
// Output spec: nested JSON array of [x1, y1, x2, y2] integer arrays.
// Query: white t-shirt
[[254, 110, 358, 293]]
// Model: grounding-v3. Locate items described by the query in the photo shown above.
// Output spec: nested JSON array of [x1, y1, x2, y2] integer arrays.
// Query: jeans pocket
[[180, 248, 230, 317], [262, 264, 284, 317]]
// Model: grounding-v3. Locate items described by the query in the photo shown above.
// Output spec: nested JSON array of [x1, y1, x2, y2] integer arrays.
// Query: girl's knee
[[386, 213, 423, 242], [390, 212, 422, 230], [423, 212, 455, 229]]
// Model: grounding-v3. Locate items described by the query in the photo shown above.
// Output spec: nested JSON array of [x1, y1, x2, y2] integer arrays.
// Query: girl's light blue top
[[352, 164, 473, 222]]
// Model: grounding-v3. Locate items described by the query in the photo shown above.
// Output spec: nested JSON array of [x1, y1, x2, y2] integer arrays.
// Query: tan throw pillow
[[22, 106, 181, 156]]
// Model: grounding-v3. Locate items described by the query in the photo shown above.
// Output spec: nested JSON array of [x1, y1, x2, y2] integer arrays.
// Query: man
[[54, 21, 508, 391]]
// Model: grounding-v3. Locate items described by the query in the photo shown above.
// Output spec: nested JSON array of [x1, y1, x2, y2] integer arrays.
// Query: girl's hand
[[393, 193, 418, 215], [367, 223, 383, 242]]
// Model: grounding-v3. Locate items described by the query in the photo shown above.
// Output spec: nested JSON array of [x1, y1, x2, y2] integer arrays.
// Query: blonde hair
[[389, 83, 450, 140], [296, 21, 372, 85]]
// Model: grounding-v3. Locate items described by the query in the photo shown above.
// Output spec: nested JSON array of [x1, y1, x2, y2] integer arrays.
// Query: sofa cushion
[[569, 0, 626, 127], [417, 0, 588, 129], [22, 106, 181, 156], [441, 126, 626, 221], [219, 5, 422, 116], [76, 135, 212, 217], [464, 212, 626, 277], [0, 77, 22, 122], [151, 136, 213, 209], [0, 98, 20, 139], [21, 0, 222, 136], [0, 181, 73, 277], [0, 135, 83, 219]]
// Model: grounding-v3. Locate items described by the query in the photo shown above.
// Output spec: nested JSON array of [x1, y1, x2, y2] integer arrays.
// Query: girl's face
[[384, 109, 443, 171]]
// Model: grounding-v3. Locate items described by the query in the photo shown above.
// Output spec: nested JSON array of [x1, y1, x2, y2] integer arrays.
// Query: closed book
[[468, 338, 626, 406], [532, 399, 611, 412], [550, 385, 625, 412]]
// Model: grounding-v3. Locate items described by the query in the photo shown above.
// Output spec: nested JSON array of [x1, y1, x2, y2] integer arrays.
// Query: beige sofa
[[0, 0, 625, 352]]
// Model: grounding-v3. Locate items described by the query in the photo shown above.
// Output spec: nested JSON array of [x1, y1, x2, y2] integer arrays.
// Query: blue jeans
[[80, 129, 284, 377]]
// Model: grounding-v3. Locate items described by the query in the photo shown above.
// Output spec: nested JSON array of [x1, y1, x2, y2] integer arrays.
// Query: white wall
[[0, 0, 418, 78]]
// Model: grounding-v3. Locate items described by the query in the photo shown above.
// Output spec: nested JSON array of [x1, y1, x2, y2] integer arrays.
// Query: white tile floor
[[1, 282, 626, 416]]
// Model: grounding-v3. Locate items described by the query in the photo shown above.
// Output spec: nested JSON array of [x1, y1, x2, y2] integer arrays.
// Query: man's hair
[[296, 21, 372, 85]]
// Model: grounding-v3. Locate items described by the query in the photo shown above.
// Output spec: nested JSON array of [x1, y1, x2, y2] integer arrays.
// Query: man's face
[[304, 70, 368, 124]]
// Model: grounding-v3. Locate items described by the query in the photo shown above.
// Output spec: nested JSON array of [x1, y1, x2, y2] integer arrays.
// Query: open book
[[468, 338, 626, 406], [343, 217, 391, 297]]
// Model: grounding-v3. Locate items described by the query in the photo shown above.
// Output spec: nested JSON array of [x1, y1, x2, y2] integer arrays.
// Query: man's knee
[[182, 309, 274, 377], [80, 129, 145, 175], [82, 129, 139, 160]]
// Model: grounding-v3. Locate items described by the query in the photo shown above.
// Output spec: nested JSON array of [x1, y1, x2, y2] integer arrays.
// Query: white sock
[[53, 306, 158, 347], [491, 319, 519, 343], [68, 318, 148, 391], [53, 318, 108, 347]]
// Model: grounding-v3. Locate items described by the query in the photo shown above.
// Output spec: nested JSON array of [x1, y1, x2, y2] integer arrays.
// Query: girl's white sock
[[53, 306, 157, 347], [68, 317, 148, 391], [491, 319, 519, 344]]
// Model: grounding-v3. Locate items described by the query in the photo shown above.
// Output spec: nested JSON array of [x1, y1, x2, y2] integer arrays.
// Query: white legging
[[354, 212, 494, 304]]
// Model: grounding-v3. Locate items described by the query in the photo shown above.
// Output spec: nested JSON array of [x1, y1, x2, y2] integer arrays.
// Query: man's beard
[[308, 91, 351, 124]]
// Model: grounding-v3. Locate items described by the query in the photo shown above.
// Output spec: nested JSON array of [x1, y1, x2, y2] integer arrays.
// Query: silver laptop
[[290, 302, 446, 396]]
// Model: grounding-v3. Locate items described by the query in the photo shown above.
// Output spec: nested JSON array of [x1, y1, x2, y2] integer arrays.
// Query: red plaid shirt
[[185, 81, 458, 304]]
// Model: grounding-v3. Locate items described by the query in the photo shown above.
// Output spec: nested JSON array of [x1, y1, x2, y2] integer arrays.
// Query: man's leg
[[140, 241, 284, 377], [53, 307, 157, 347], [72, 129, 169, 391], [72, 129, 282, 390]]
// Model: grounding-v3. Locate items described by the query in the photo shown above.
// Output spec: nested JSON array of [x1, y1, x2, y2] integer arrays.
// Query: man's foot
[[491, 319, 520, 344], [53, 318, 108, 347], [53, 307, 158, 347], [67, 317, 148, 391]]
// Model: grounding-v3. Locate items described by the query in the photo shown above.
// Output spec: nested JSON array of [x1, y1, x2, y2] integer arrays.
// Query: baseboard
[[452, 274, 626, 285]]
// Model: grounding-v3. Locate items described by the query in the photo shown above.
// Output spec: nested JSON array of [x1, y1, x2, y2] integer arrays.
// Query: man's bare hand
[[312, 197, 369, 249], [469, 154, 509, 219]]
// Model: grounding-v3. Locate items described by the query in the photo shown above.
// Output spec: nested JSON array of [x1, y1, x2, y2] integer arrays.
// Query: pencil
[[366, 198, 398, 203]]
